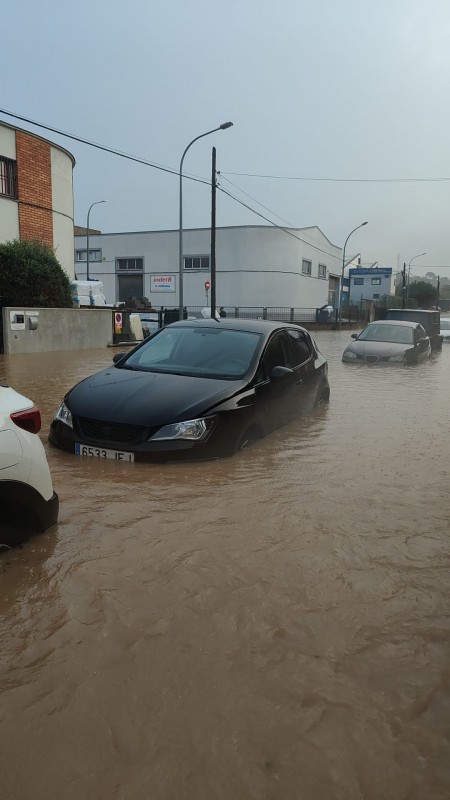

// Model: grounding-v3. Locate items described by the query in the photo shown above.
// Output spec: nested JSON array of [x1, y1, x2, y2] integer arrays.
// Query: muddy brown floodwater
[[1, 331, 450, 800]]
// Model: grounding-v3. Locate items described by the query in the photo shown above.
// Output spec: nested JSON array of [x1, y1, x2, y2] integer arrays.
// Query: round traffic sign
[[204, 280, 211, 290]]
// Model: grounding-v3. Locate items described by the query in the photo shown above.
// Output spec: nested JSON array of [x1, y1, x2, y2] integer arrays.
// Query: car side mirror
[[351, 333, 358, 339], [113, 352, 127, 363], [270, 365, 294, 379]]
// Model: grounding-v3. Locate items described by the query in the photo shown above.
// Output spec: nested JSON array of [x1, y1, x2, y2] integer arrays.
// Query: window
[[259, 332, 292, 380], [124, 326, 261, 379], [359, 324, 413, 344], [116, 258, 144, 271], [354, 278, 364, 285], [302, 259, 312, 275], [318, 264, 327, 279], [286, 329, 312, 366], [371, 277, 381, 285], [373, 293, 380, 299], [76, 249, 102, 262], [184, 255, 210, 270], [0, 156, 17, 198]]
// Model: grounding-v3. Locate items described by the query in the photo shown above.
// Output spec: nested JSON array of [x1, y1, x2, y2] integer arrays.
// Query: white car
[[0, 383, 58, 546], [440, 317, 450, 341]]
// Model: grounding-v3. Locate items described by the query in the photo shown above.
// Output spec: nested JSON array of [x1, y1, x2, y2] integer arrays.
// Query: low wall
[[2, 307, 113, 354]]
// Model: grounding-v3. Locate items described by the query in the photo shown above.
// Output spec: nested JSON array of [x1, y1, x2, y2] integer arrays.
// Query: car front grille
[[365, 355, 379, 364], [76, 417, 150, 445]]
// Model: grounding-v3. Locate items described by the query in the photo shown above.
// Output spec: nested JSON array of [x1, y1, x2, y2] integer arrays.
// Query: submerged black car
[[49, 319, 329, 462]]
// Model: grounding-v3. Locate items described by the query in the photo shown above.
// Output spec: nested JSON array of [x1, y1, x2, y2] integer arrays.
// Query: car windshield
[[440, 319, 450, 330], [121, 326, 262, 378], [358, 324, 414, 344]]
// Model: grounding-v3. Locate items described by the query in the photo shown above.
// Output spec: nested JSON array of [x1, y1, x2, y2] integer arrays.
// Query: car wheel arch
[[235, 425, 263, 452]]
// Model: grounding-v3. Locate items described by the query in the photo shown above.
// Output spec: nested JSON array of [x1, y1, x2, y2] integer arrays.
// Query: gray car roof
[[366, 319, 421, 328]]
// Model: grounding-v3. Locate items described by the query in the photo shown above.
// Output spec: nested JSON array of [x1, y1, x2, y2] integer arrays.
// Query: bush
[[0, 240, 73, 308]]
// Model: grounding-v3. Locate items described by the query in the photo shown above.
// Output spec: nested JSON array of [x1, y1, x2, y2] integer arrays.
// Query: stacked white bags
[[71, 281, 107, 307]]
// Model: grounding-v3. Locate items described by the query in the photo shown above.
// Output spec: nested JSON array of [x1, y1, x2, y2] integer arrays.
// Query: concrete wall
[[2, 307, 113, 354], [0, 124, 16, 159], [74, 225, 343, 309], [0, 197, 19, 243], [51, 146, 75, 278], [0, 125, 19, 244]]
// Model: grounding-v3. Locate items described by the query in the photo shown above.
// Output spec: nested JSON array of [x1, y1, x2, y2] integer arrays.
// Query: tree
[[407, 280, 438, 308], [0, 240, 73, 308]]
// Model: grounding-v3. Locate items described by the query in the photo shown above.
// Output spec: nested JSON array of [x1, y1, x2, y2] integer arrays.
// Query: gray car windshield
[[122, 326, 262, 378], [358, 324, 414, 344]]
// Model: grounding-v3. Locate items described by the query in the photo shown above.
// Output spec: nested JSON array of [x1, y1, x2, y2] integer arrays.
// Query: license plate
[[75, 443, 134, 462]]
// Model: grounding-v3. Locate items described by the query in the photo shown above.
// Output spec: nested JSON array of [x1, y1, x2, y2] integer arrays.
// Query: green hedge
[[0, 240, 73, 308]]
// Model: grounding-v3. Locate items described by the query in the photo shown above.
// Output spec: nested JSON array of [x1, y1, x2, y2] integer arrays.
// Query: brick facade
[[15, 131, 53, 247]]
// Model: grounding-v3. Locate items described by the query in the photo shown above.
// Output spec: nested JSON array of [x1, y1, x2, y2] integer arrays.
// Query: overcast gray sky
[[3, 0, 450, 276]]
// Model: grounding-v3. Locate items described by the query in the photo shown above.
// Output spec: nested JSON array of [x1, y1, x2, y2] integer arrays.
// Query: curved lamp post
[[338, 221, 368, 329], [406, 252, 426, 304], [178, 122, 233, 320], [86, 200, 106, 280]]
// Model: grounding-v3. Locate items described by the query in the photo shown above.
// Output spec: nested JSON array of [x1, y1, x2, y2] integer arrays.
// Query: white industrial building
[[74, 225, 344, 310]]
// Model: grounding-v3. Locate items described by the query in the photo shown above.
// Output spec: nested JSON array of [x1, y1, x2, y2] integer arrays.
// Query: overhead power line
[[217, 185, 343, 262], [0, 107, 209, 186], [218, 173, 296, 228], [220, 171, 450, 184], [0, 107, 348, 262]]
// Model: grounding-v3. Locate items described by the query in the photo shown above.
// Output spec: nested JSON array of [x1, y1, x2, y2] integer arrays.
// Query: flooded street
[[1, 331, 450, 800]]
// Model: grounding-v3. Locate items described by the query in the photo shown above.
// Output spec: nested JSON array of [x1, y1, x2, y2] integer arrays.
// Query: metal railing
[[168, 306, 335, 324]]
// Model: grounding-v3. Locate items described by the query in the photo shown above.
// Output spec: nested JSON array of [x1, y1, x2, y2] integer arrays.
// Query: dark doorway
[[117, 274, 144, 303]]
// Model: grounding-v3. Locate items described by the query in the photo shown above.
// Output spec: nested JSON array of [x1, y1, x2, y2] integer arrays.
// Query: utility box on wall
[[9, 311, 25, 330]]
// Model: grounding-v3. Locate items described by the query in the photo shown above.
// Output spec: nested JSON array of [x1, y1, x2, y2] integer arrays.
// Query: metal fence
[[160, 306, 335, 324]]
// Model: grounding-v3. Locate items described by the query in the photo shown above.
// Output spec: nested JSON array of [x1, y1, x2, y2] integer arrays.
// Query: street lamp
[[406, 252, 426, 304], [338, 221, 368, 329], [86, 200, 106, 281], [178, 122, 233, 320]]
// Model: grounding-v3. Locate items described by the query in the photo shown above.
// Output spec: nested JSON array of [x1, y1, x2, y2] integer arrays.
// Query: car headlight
[[343, 350, 357, 360], [54, 401, 73, 428], [151, 417, 217, 442], [388, 354, 405, 363]]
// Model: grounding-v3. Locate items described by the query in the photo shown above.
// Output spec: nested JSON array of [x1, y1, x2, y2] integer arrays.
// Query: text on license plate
[[75, 443, 134, 462]]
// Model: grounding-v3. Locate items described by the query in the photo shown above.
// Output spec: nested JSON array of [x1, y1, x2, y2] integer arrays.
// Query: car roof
[[367, 319, 421, 328], [167, 318, 309, 334], [386, 309, 438, 317]]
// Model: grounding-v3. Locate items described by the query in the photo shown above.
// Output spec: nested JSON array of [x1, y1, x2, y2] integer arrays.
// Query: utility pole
[[402, 263, 406, 308], [436, 275, 440, 310], [210, 146, 217, 320]]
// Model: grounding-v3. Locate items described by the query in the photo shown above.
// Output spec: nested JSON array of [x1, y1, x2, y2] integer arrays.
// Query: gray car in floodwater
[[342, 319, 431, 365]]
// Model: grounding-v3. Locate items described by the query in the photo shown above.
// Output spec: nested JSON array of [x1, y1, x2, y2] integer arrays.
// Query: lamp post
[[406, 252, 426, 305], [178, 122, 233, 320], [338, 221, 368, 329], [86, 200, 106, 281]]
